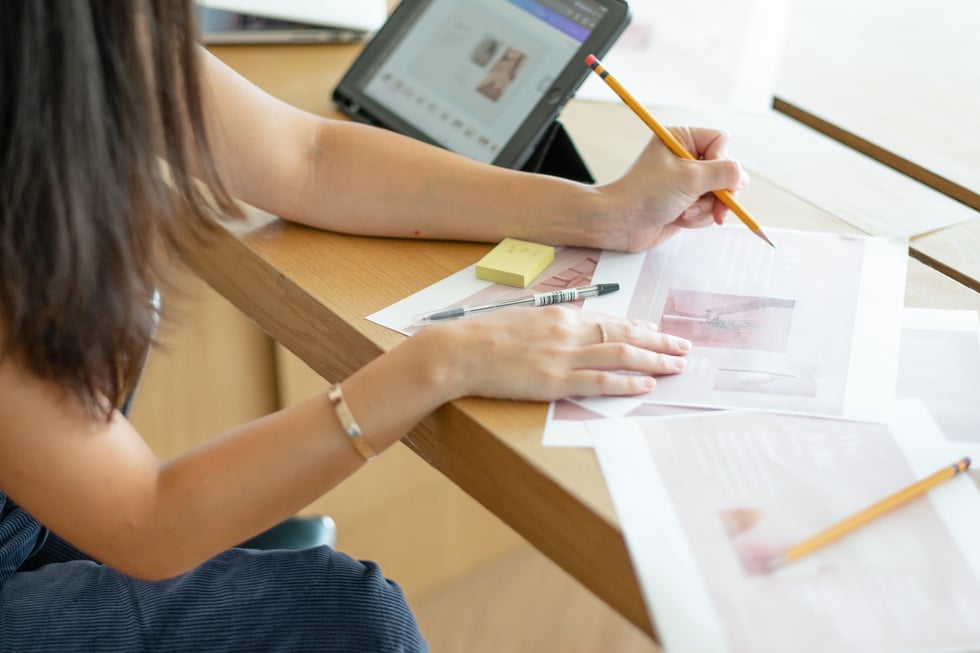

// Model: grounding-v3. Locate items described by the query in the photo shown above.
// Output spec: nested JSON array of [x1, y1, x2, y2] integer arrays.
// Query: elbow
[[94, 528, 208, 581]]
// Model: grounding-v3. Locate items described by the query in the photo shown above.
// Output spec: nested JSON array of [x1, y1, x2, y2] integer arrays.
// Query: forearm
[[203, 50, 744, 254], [125, 331, 452, 579], [0, 329, 455, 581], [283, 119, 609, 248]]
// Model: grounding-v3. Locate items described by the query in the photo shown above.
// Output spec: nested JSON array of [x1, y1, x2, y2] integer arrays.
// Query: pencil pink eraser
[[585, 54, 597, 67]]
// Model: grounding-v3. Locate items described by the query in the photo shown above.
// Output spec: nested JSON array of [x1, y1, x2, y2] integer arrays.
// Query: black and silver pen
[[412, 283, 620, 325]]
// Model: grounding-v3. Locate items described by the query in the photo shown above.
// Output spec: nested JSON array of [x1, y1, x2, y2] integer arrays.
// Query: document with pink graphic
[[544, 226, 908, 446], [592, 402, 980, 653]]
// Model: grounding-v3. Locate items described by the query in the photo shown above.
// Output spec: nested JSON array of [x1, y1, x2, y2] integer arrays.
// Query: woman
[[0, 2, 746, 651]]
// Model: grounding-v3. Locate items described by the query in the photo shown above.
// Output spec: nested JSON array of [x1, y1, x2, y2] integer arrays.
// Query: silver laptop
[[197, 0, 387, 44]]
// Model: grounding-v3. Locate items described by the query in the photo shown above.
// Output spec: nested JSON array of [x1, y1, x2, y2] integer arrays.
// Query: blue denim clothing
[[0, 492, 427, 652], [0, 492, 47, 583]]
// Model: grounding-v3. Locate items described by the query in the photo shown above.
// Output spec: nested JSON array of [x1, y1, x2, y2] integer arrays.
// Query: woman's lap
[[0, 545, 427, 652]]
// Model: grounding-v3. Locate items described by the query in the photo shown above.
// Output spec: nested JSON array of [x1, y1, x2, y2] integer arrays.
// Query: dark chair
[[123, 291, 336, 552], [237, 515, 336, 550]]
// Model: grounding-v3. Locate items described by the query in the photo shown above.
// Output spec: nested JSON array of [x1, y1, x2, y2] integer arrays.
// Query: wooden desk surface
[[773, 0, 980, 293], [202, 43, 980, 641], [775, 0, 980, 211]]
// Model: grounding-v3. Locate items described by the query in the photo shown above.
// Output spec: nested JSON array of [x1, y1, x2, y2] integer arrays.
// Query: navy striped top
[[0, 491, 47, 584]]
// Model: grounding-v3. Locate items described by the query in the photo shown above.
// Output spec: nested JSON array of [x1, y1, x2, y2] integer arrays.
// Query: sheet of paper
[[592, 402, 980, 653], [368, 246, 606, 334], [577, 0, 791, 112], [899, 308, 980, 456], [543, 226, 908, 446], [544, 306, 980, 449]]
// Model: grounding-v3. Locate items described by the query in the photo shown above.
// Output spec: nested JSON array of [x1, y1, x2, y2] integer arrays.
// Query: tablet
[[333, 0, 631, 169]]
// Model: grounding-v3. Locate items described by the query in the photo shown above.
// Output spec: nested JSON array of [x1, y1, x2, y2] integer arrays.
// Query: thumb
[[691, 158, 748, 195]]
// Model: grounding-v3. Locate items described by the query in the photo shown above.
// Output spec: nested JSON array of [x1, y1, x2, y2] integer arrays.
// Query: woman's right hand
[[415, 305, 692, 404], [589, 126, 749, 253]]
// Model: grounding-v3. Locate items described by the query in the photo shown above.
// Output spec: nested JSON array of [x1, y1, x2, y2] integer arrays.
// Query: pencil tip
[[767, 555, 787, 573]]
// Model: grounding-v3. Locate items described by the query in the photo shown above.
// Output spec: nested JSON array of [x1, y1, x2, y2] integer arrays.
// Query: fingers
[[430, 307, 694, 402], [679, 195, 716, 222], [679, 197, 729, 228], [682, 126, 736, 161], [595, 322, 609, 345], [667, 125, 749, 191], [575, 317, 692, 398], [665, 125, 750, 228], [590, 319, 689, 366], [560, 369, 658, 397], [593, 318, 690, 355], [696, 158, 747, 196], [680, 159, 749, 227]]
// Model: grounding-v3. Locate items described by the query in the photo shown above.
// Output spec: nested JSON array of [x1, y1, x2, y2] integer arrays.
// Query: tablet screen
[[335, 0, 629, 167]]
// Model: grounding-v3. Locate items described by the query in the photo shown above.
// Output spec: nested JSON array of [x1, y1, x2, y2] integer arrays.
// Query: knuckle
[[609, 342, 632, 361], [540, 305, 572, 320], [619, 321, 638, 341], [539, 368, 565, 391], [539, 306, 574, 327], [543, 323, 570, 343], [630, 317, 656, 332], [626, 375, 652, 394], [657, 352, 679, 369], [594, 371, 617, 393], [722, 159, 742, 185]]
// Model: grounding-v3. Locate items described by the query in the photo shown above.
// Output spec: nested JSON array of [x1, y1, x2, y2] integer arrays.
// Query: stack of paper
[[592, 402, 980, 653], [572, 228, 980, 651], [369, 224, 980, 651]]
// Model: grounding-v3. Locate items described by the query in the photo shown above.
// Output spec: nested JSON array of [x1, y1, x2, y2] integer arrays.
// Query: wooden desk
[[202, 44, 980, 641], [775, 0, 980, 210], [774, 0, 980, 293]]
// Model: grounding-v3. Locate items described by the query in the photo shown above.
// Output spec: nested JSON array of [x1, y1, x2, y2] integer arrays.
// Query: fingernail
[[675, 337, 692, 352], [673, 357, 687, 371]]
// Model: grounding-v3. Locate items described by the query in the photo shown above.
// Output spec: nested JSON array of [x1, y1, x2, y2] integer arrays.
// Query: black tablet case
[[520, 120, 594, 184]]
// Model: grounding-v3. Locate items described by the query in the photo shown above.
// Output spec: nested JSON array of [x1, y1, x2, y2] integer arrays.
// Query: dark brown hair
[[0, 1, 240, 418]]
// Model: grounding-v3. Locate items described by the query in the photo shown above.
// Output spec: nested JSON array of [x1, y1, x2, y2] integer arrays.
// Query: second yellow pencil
[[769, 456, 971, 571]]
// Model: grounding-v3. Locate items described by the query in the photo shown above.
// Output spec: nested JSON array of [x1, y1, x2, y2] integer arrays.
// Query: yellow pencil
[[768, 456, 971, 571], [584, 54, 775, 249]]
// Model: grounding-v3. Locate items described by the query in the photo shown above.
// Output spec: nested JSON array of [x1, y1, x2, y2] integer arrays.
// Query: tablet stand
[[519, 120, 594, 184]]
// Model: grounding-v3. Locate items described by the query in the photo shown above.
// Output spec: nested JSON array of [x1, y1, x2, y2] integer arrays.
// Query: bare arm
[[0, 308, 691, 580], [0, 325, 445, 579], [200, 50, 747, 252]]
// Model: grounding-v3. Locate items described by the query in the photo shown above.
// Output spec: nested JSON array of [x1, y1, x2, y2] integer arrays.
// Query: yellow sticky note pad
[[475, 238, 555, 288]]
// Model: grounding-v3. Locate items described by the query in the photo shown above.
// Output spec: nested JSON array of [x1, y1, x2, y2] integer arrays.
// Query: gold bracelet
[[327, 384, 377, 462]]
